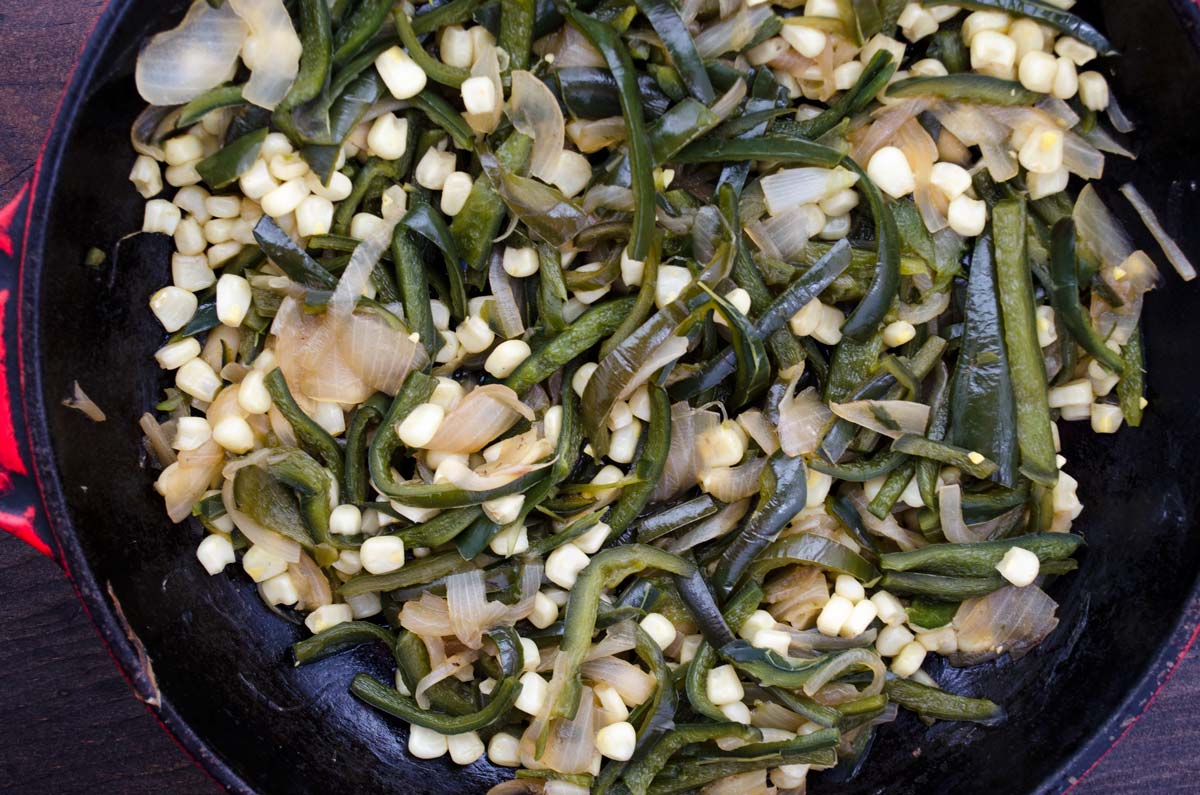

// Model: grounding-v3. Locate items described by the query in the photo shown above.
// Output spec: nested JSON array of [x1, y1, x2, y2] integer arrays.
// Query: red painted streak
[[0, 289, 27, 482], [0, 505, 47, 557], [0, 183, 29, 257]]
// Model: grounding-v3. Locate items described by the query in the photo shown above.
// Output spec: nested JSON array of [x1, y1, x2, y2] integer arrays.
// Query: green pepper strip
[[254, 216, 338, 289], [647, 730, 840, 794], [395, 630, 479, 714], [1118, 327, 1144, 427], [879, 559, 1078, 599], [399, 505, 484, 548], [196, 127, 268, 190], [841, 158, 901, 340], [302, 72, 386, 182], [892, 434, 998, 480], [599, 236, 661, 360], [867, 459, 917, 519], [390, 227, 438, 357], [743, 533, 880, 584], [339, 549, 476, 596], [917, 363, 951, 510], [885, 678, 1007, 725], [880, 532, 1084, 577], [886, 74, 1041, 105], [177, 84, 246, 128], [368, 371, 438, 499], [264, 369, 344, 482], [906, 598, 958, 629], [712, 453, 808, 598], [548, 545, 694, 725], [500, 0, 536, 70], [394, 8, 471, 88], [413, 0, 486, 33], [1050, 219, 1126, 373], [278, 0, 333, 112], [266, 447, 345, 548], [948, 236, 1020, 486], [636, 495, 719, 543], [332, 0, 393, 65], [233, 465, 317, 549], [634, 0, 713, 102], [686, 583, 763, 722], [604, 384, 672, 537], [401, 202, 469, 322], [993, 199, 1058, 486], [811, 448, 908, 482], [504, 296, 637, 395], [343, 393, 389, 504], [675, 136, 845, 167], [451, 131, 533, 272], [353, 626, 524, 732], [621, 724, 762, 795], [410, 90, 475, 150], [293, 620, 397, 665], [777, 51, 896, 141], [563, 7, 655, 261], [920, 0, 1115, 55]]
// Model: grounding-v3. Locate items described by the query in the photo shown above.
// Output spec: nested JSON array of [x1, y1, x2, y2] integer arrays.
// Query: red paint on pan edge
[[0, 505, 47, 557], [0, 183, 29, 257]]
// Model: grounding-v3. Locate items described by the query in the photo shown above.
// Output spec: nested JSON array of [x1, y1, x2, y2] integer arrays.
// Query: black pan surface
[[13, 0, 1200, 792]]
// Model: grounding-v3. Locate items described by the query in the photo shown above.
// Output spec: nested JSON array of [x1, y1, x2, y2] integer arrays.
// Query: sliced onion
[[520, 681, 596, 774], [581, 656, 655, 705], [898, 288, 952, 324], [801, 648, 886, 698], [979, 142, 1019, 183], [566, 117, 626, 154], [437, 457, 552, 491], [155, 438, 225, 523], [779, 383, 833, 457], [667, 498, 751, 554], [951, 585, 1059, 666], [1062, 132, 1105, 180], [131, 104, 181, 161], [652, 402, 720, 502], [415, 650, 480, 709], [694, 4, 773, 59], [136, 0, 248, 106], [931, 102, 1008, 147], [699, 457, 766, 502], [763, 565, 829, 630], [1080, 124, 1135, 160], [1073, 184, 1133, 269], [851, 98, 932, 163], [447, 570, 509, 649], [1120, 183, 1197, 282], [829, 400, 930, 440], [289, 550, 332, 611], [507, 70, 565, 182], [582, 183, 634, 213], [426, 384, 535, 454], [539, 25, 605, 69], [228, 0, 302, 110], [938, 483, 986, 544], [400, 593, 454, 637], [221, 476, 302, 561], [784, 626, 878, 652], [466, 40, 504, 135], [761, 167, 859, 217], [736, 409, 779, 456], [1107, 94, 1135, 133], [847, 489, 925, 551], [710, 78, 748, 123], [140, 412, 175, 466], [703, 770, 768, 795], [489, 253, 527, 338], [1035, 96, 1080, 129], [616, 336, 691, 402]]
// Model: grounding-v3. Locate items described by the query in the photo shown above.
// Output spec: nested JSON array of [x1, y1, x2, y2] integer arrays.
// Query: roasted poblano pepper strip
[[675, 136, 845, 167], [277, 0, 333, 112], [391, 225, 438, 356], [686, 583, 762, 722], [604, 384, 672, 536], [368, 371, 438, 498], [500, 0, 536, 69], [556, 67, 672, 119], [993, 199, 1059, 486], [880, 532, 1084, 577], [196, 127, 268, 190], [867, 459, 917, 519], [293, 620, 397, 665], [892, 434, 998, 480], [332, 0, 393, 65], [394, 630, 478, 715], [885, 678, 1007, 725], [917, 363, 951, 510], [647, 730, 840, 794], [264, 368, 344, 481], [722, 641, 877, 691], [906, 598, 959, 629], [339, 549, 475, 596], [600, 235, 661, 359], [810, 448, 908, 482], [254, 216, 338, 289], [743, 533, 880, 584], [394, 7, 471, 88], [343, 393, 389, 503], [177, 83, 245, 128], [880, 559, 1078, 599], [886, 74, 1041, 105], [1051, 219, 1126, 374], [636, 495, 719, 543], [504, 296, 637, 395], [634, 0, 714, 103], [621, 724, 763, 795], [841, 158, 901, 340], [265, 447, 342, 547], [413, 0, 487, 34], [919, 0, 1115, 55], [776, 51, 896, 141], [451, 132, 533, 272], [233, 464, 316, 548], [1118, 327, 1145, 427]]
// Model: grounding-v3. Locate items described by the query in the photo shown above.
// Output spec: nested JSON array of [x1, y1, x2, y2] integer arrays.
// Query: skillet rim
[[13, 0, 1200, 792]]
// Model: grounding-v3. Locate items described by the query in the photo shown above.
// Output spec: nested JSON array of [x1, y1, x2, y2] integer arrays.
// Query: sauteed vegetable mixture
[[129, 0, 1193, 790]]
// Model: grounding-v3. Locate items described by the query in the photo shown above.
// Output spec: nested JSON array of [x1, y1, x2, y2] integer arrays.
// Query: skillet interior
[[24, 0, 1200, 792]]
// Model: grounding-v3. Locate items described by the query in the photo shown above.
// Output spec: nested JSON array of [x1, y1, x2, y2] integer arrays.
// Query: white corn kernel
[[910, 58, 949, 78], [461, 75, 499, 114], [515, 671, 549, 715], [1035, 305, 1059, 348], [305, 604, 353, 635], [215, 273, 251, 328], [150, 286, 197, 332], [898, 4, 939, 41], [518, 637, 541, 673], [883, 320, 917, 348], [367, 113, 409, 161], [258, 132, 293, 161], [171, 254, 214, 294], [861, 34, 906, 67], [348, 213, 386, 242], [440, 171, 473, 216], [439, 25, 475, 68], [640, 613, 677, 650], [806, 469, 833, 507], [812, 304, 845, 346], [408, 724, 448, 760], [206, 195, 241, 219], [1019, 128, 1064, 174], [260, 572, 300, 605], [243, 544, 287, 582], [155, 338, 201, 371], [789, 298, 823, 338], [751, 629, 792, 657], [739, 609, 776, 641], [144, 199, 182, 235], [376, 46, 428, 99], [530, 591, 559, 629], [655, 264, 693, 309], [501, 246, 539, 279], [234, 371, 270, 416], [1078, 71, 1110, 111], [1028, 167, 1069, 201], [332, 550, 362, 576], [212, 416, 255, 454], [917, 626, 958, 654], [239, 159, 279, 200], [929, 162, 972, 201], [948, 194, 988, 237], [483, 494, 525, 524], [164, 134, 204, 166], [489, 522, 529, 556], [890, 640, 927, 677], [996, 545, 1041, 587], [1055, 36, 1096, 66], [876, 624, 916, 657], [1052, 56, 1079, 100], [1018, 50, 1057, 94], [130, 155, 163, 198], [817, 594, 854, 636], [628, 387, 652, 422], [697, 420, 747, 469], [261, 178, 309, 218], [305, 170, 353, 202], [871, 590, 907, 625], [596, 682, 629, 721], [397, 402, 446, 448], [176, 358, 221, 402], [780, 23, 828, 58], [835, 574, 866, 603], [488, 732, 521, 767], [707, 664, 745, 706], [679, 634, 702, 665], [833, 60, 865, 90], [607, 419, 641, 464], [360, 535, 406, 574], [607, 401, 634, 432], [772, 765, 811, 790], [961, 10, 1011, 45], [546, 542, 590, 588], [1091, 403, 1124, 434], [448, 732, 486, 766], [719, 701, 752, 724], [268, 152, 309, 182], [329, 504, 363, 537], [867, 146, 916, 199], [574, 522, 610, 555], [572, 362, 599, 397], [971, 30, 1018, 78], [1009, 18, 1045, 61], [841, 598, 879, 638], [207, 242, 243, 267], [295, 195, 334, 238], [1048, 378, 1092, 408], [596, 721, 636, 761], [196, 533, 236, 575], [484, 340, 532, 377], [165, 161, 202, 188], [805, 0, 840, 15], [173, 416, 212, 452], [542, 405, 564, 449], [344, 592, 381, 619], [311, 402, 345, 437], [456, 315, 495, 354], [1089, 359, 1120, 397], [427, 378, 463, 413], [173, 218, 207, 257]]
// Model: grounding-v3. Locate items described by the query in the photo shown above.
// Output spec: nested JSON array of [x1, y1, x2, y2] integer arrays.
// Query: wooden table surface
[[0, 2, 1197, 793]]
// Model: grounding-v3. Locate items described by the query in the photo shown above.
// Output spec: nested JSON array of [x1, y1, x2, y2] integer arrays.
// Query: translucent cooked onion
[[228, 0, 302, 110], [699, 457, 766, 502], [437, 456, 552, 491], [652, 402, 720, 502], [779, 383, 833, 457], [847, 489, 926, 551], [489, 253, 527, 338], [156, 438, 225, 523], [539, 25, 605, 69], [668, 497, 750, 553], [520, 683, 596, 774], [951, 585, 1059, 666], [466, 41, 504, 135], [581, 656, 655, 705], [425, 384, 535, 454], [1063, 132, 1105, 180], [616, 336, 691, 402], [289, 550, 333, 611], [400, 593, 454, 637], [567, 117, 626, 154], [694, 4, 772, 59], [507, 70, 566, 183], [801, 648, 885, 698], [938, 483, 985, 544], [829, 400, 929, 440], [140, 412, 175, 466], [416, 650, 479, 709], [761, 167, 858, 217], [736, 409, 779, 456], [447, 570, 510, 649], [1120, 183, 1197, 281], [852, 99, 933, 163], [220, 476, 301, 561], [898, 288, 952, 324], [136, 0, 248, 106], [1073, 184, 1133, 269], [763, 565, 828, 630]]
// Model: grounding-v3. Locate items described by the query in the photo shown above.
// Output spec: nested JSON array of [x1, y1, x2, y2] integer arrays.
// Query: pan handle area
[[0, 184, 60, 565]]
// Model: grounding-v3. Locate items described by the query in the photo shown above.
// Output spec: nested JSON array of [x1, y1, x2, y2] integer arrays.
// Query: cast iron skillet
[[3, 0, 1200, 792]]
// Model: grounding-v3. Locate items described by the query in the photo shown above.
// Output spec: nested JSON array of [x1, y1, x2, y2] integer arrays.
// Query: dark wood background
[[0, 2, 1197, 793]]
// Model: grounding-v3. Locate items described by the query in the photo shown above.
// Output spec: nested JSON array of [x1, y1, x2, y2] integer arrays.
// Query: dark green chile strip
[[636, 495, 719, 543], [674, 567, 737, 650], [604, 384, 672, 536], [414, 0, 486, 33], [767, 684, 842, 728], [880, 532, 1084, 577], [1118, 327, 1144, 427], [892, 434, 998, 480], [293, 620, 396, 665], [722, 641, 877, 689], [826, 324, 886, 403], [233, 465, 316, 548], [339, 549, 475, 596], [500, 0, 536, 69], [504, 296, 637, 395], [177, 84, 245, 128], [394, 8, 470, 88], [168, 301, 220, 341], [886, 75, 1041, 105], [810, 448, 908, 482], [921, 0, 1115, 55], [563, 8, 655, 261], [451, 131, 533, 272], [344, 393, 389, 503], [410, 90, 475, 150], [880, 559, 1080, 600], [949, 236, 1019, 486], [332, 158, 397, 235], [918, 363, 951, 509], [351, 627, 524, 733], [264, 369, 344, 481], [699, 283, 771, 406], [391, 227, 438, 356], [556, 67, 672, 119], [277, 0, 333, 111], [196, 127, 268, 190], [454, 513, 502, 560], [713, 453, 808, 598], [928, 27, 968, 72], [1050, 219, 1125, 374], [647, 730, 839, 794], [828, 492, 880, 558], [622, 724, 763, 795], [266, 448, 342, 547], [686, 583, 763, 722], [841, 158, 901, 341], [395, 630, 478, 715], [254, 216, 338, 289], [377, 467, 549, 508], [368, 371, 438, 498], [550, 546, 694, 723], [906, 598, 958, 629], [399, 505, 484, 548], [777, 51, 896, 141], [303, 72, 386, 182], [400, 202, 468, 322], [993, 199, 1058, 487], [885, 678, 1007, 725], [674, 136, 845, 167], [332, 0, 392, 65], [744, 533, 879, 583], [634, 0, 714, 103], [867, 459, 917, 519]]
